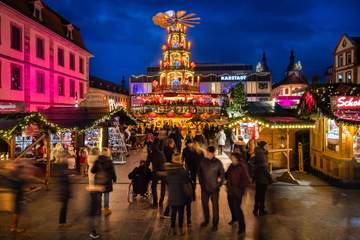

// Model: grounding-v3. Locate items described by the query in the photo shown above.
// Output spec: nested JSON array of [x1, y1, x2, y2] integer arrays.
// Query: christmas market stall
[[298, 84, 360, 186], [229, 102, 314, 182], [0, 112, 58, 187], [41, 107, 137, 164]]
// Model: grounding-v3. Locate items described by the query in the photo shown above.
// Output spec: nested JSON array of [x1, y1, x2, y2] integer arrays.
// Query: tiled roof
[[0, 0, 90, 52], [273, 72, 308, 89], [89, 76, 128, 95]]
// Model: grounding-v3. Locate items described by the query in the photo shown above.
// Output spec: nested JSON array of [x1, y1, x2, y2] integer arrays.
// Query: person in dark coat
[[164, 138, 176, 163], [174, 127, 183, 153], [54, 150, 72, 226], [182, 139, 199, 200], [128, 160, 152, 197], [198, 146, 225, 231], [166, 163, 192, 235], [225, 152, 251, 234], [91, 148, 117, 217], [253, 141, 272, 216], [147, 140, 167, 208]]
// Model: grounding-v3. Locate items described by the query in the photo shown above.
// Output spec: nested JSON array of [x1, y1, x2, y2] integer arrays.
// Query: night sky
[[45, 0, 360, 86]]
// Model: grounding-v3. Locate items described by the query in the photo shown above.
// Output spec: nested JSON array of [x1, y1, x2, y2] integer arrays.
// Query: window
[[58, 77, 64, 96], [326, 119, 339, 152], [337, 73, 343, 83], [79, 57, 84, 73], [338, 55, 344, 67], [36, 72, 45, 93], [346, 52, 352, 65], [11, 65, 22, 90], [32, 0, 43, 21], [11, 24, 22, 51], [284, 88, 289, 95], [79, 82, 84, 98], [346, 71, 352, 83], [69, 53, 75, 70], [70, 80, 75, 97], [36, 37, 44, 59], [58, 48, 64, 66], [258, 82, 268, 90], [0, 16, 2, 45], [353, 129, 360, 160]]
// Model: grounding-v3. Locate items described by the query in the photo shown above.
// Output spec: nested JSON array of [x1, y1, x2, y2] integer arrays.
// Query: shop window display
[[326, 119, 339, 152], [108, 126, 128, 164], [85, 128, 102, 149], [353, 129, 360, 161]]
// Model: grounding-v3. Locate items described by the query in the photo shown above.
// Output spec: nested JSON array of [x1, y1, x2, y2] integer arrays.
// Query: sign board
[[0, 102, 24, 113], [334, 96, 360, 110], [220, 75, 247, 81], [80, 92, 109, 108]]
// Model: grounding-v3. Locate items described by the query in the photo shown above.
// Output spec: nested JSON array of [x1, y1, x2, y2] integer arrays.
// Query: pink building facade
[[0, 0, 92, 112]]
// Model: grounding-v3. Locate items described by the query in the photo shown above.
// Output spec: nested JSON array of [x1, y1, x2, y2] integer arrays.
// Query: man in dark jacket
[[253, 141, 272, 216], [198, 146, 225, 231], [226, 152, 251, 234], [147, 140, 167, 208], [128, 160, 152, 197], [91, 148, 117, 217], [174, 127, 183, 153], [182, 139, 199, 200]]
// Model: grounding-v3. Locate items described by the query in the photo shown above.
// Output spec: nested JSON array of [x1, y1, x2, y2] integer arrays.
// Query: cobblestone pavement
[[0, 148, 360, 240]]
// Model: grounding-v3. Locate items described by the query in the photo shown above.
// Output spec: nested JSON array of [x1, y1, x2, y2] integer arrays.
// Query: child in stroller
[[128, 160, 152, 200]]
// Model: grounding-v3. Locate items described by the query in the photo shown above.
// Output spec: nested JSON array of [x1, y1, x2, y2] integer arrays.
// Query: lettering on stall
[[336, 96, 360, 109]]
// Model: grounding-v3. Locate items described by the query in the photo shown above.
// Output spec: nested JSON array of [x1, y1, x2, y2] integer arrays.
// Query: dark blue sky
[[45, 0, 360, 85]]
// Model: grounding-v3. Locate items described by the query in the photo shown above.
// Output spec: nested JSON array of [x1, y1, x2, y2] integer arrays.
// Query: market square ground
[[0, 148, 360, 240]]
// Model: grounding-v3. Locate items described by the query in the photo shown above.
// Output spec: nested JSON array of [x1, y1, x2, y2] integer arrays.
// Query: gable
[[335, 35, 355, 53]]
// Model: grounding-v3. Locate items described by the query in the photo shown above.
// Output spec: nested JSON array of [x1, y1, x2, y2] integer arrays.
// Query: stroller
[[127, 161, 152, 203]]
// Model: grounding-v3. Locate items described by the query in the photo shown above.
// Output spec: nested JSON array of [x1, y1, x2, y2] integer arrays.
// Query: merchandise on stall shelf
[[85, 129, 103, 149], [108, 127, 128, 164]]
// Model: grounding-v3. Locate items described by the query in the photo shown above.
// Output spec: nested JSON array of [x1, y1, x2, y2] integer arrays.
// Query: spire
[[287, 49, 295, 71], [261, 52, 269, 72]]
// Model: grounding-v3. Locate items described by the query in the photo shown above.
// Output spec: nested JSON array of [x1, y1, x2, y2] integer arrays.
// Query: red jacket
[[225, 162, 251, 191]]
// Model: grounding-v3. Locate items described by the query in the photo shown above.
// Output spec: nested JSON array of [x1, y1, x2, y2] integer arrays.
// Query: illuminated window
[[284, 88, 289, 95], [11, 64, 21, 90], [36, 72, 45, 93], [69, 53, 75, 70], [346, 71, 352, 83], [58, 77, 64, 96], [79, 82, 84, 98], [337, 73, 343, 83], [32, 0, 43, 21], [58, 48, 64, 66], [70, 80, 75, 97], [11, 24, 22, 51], [36, 37, 44, 59], [326, 119, 339, 152], [353, 129, 360, 160]]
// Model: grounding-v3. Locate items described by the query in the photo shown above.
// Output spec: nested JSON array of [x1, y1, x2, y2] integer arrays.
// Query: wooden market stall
[[298, 84, 360, 186], [229, 102, 314, 173]]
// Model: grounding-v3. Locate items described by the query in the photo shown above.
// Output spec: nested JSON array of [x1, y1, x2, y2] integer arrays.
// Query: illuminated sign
[[220, 75, 247, 81], [0, 102, 23, 113], [335, 96, 360, 109]]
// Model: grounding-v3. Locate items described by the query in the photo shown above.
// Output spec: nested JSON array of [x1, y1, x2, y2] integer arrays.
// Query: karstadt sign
[[220, 75, 247, 81]]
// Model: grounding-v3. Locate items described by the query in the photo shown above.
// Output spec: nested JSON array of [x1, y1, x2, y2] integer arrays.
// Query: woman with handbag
[[165, 163, 192, 236]]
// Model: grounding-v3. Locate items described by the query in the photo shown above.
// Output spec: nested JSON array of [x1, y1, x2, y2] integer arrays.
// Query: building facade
[[0, 0, 92, 112], [331, 34, 360, 84], [272, 50, 308, 108], [83, 76, 129, 111], [130, 53, 272, 102]]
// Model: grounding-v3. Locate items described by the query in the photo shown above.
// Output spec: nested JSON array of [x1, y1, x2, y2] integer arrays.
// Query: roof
[[90, 76, 128, 95], [349, 36, 360, 46], [229, 102, 314, 128], [41, 107, 137, 128], [0, 0, 90, 53], [273, 72, 308, 89]]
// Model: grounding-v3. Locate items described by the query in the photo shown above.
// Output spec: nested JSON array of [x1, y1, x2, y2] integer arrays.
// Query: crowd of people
[[0, 125, 273, 239]]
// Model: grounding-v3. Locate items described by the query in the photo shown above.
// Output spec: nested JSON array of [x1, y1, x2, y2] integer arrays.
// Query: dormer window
[[33, 0, 44, 21], [66, 24, 74, 40]]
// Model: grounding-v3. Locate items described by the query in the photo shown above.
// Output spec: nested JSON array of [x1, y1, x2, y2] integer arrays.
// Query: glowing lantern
[[182, 112, 193, 118], [166, 110, 176, 118], [188, 41, 191, 50]]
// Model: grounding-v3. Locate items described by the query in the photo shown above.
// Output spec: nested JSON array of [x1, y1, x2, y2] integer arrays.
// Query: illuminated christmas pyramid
[[153, 10, 200, 93]]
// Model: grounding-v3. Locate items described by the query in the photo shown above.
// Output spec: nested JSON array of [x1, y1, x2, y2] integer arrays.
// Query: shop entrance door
[[295, 130, 310, 171]]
